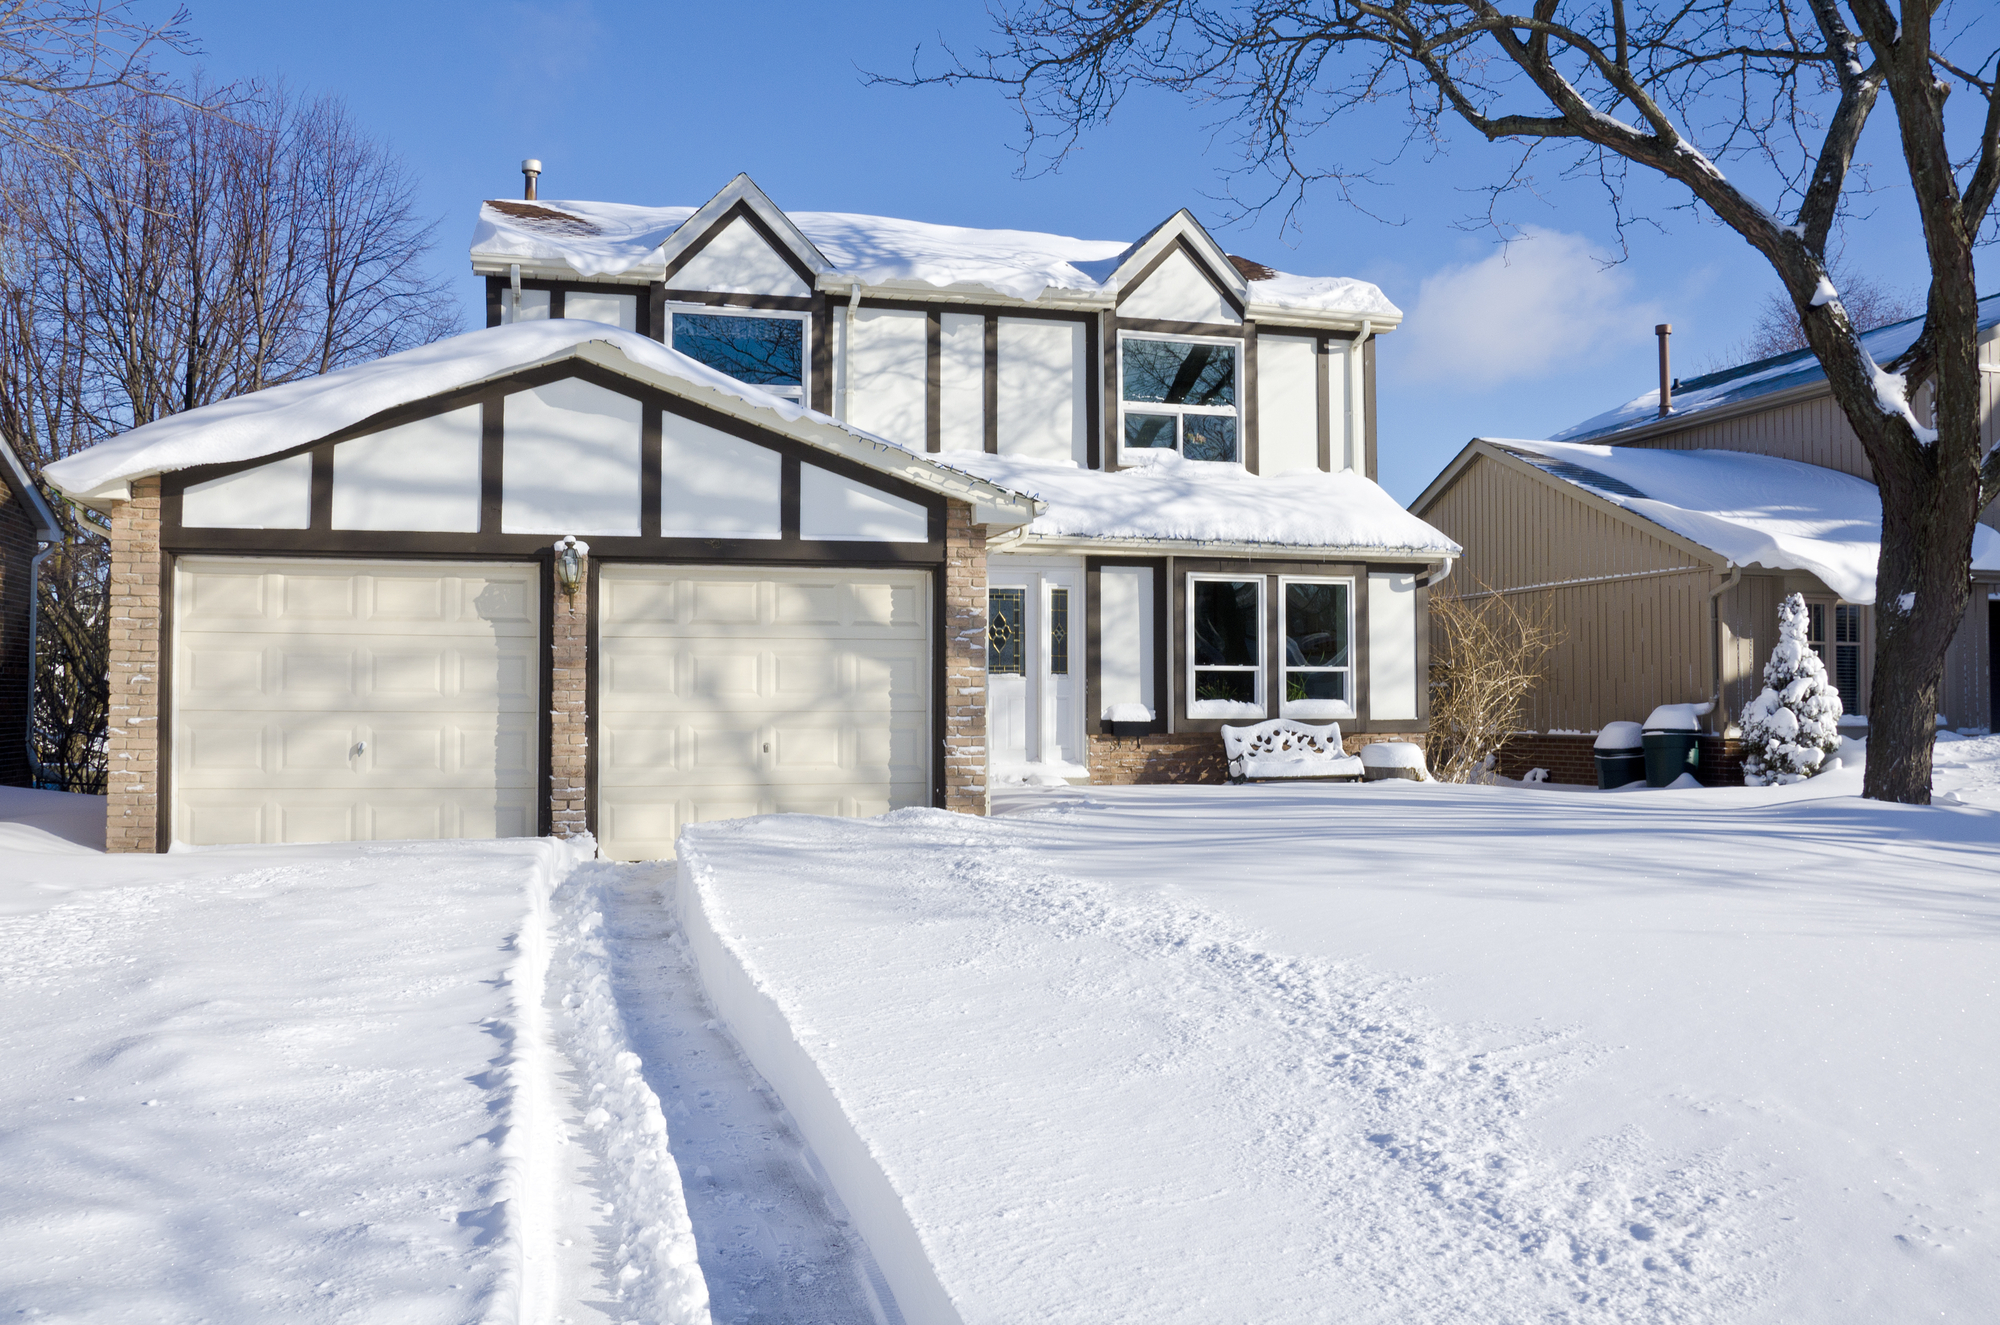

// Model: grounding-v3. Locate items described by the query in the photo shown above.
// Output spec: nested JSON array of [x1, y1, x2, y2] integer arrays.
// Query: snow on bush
[[1740, 593, 1843, 785]]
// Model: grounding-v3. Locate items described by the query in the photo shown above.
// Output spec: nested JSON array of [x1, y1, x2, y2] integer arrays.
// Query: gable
[[666, 213, 812, 298], [1118, 246, 1240, 326]]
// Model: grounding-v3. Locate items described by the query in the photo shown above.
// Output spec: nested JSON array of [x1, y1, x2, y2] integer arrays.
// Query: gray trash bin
[[1593, 720, 1645, 789]]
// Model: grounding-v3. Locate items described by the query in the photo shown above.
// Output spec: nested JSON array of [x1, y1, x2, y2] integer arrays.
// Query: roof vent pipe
[[521, 158, 542, 201], [1656, 323, 1672, 417]]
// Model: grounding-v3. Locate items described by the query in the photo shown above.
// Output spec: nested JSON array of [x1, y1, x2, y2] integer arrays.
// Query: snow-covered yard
[[680, 747, 2000, 1324], [5, 742, 1997, 1323]]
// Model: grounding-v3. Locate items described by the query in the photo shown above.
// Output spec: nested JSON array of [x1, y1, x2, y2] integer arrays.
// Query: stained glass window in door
[[988, 588, 1026, 674], [1049, 587, 1070, 676]]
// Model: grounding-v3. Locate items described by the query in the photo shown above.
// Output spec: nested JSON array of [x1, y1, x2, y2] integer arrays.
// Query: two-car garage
[[170, 557, 932, 857]]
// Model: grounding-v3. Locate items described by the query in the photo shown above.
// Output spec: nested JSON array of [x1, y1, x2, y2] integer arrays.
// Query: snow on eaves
[[936, 450, 1460, 556], [1553, 293, 2000, 443], [470, 198, 1402, 316], [1488, 438, 2000, 604], [42, 322, 912, 502]]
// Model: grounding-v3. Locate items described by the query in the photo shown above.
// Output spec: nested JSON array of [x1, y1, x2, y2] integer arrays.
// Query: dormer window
[[668, 306, 808, 403], [1119, 334, 1240, 462]]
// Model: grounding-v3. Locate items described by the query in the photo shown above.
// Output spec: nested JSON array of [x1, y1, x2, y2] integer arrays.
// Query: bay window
[[1280, 578, 1354, 718], [1121, 335, 1240, 462], [668, 306, 808, 402], [1188, 575, 1264, 717]]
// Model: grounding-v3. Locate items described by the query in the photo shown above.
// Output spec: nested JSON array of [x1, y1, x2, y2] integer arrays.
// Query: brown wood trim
[[1084, 314, 1102, 470], [1114, 316, 1246, 339], [647, 284, 666, 342], [661, 198, 818, 289], [1316, 336, 1333, 473], [982, 315, 999, 454], [1114, 234, 1246, 320], [1084, 556, 1169, 735], [156, 548, 176, 851], [1099, 310, 1119, 470], [1354, 569, 1371, 724], [860, 296, 1090, 323], [1363, 336, 1378, 481], [486, 276, 503, 329], [536, 549, 554, 837], [925, 310, 942, 453], [779, 455, 801, 542], [930, 564, 947, 810], [662, 290, 816, 312], [548, 287, 567, 321], [1241, 318, 1259, 474], [810, 293, 833, 411], [308, 445, 334, 532], [480, 396, 503, 534], [584, 558, 600, 837], [641, 403, 662, 540]]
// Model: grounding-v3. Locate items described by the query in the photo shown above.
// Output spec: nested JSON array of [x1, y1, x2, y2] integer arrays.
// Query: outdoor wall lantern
[[554, 534, 589, 598]]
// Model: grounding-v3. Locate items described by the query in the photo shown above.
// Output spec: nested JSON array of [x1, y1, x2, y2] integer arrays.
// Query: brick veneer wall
[[1087, 728, 1423, 785], [942, 501, 988, 815], [106, 477, 162, 852], [1494, 731, 1746, 787], [550, 556, 588, 839], [0, 469, 37, 787]]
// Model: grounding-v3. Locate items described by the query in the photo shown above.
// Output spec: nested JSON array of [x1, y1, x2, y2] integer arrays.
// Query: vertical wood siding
[[1420, 454, 1716, 731], [1622, 392, 1873, 479]]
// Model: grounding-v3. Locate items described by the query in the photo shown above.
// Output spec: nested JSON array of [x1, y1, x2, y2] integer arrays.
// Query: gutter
[[1001, 530, 1456, 562]]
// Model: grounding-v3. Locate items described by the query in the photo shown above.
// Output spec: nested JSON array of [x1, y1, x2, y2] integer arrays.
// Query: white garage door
[[597, 565, 932, 861], [172, 558, 539, 846]]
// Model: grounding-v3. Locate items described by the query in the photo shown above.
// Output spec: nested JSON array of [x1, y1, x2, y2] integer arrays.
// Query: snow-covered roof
[[1483, 438, 2000, 603], [37, 322, 1037, 525], [1554, 294, 2000, 443], [470, 196, 1401, 319], [937, 451, 1459, 557]]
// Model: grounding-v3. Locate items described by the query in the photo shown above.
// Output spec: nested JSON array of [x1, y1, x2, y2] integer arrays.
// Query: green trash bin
[[1593, 721, 1646, 789], [1641, 703, 1707, 786]]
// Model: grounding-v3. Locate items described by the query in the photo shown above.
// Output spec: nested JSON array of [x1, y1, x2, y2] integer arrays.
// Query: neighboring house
[[42, 172, 1457, 856], [1415, 300, 2000, 783], [1, 435, 61, 787]]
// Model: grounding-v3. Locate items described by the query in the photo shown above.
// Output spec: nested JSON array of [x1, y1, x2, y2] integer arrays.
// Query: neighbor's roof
[[943, 450, 1459, 558], [469, 196, 1401, 319], [1, 433, 60, 539], [1554, 293, 2000, 443], [1476, 438, 2000, 604], [37, 322, 1039, 525]]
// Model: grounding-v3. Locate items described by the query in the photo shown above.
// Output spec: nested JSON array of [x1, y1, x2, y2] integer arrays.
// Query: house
[[43, 171, 1457, 857], [1, 434, 61, 787], [1414, 301, 2000, 783]]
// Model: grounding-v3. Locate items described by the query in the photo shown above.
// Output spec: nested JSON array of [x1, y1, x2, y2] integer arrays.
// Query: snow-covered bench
[[1221, 719, 1365, 783]]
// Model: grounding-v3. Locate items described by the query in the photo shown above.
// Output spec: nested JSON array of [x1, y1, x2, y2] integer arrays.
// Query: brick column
[[106, 477, 162, 852], [942, 499, 989, 815], [549, 549, 590, 841]]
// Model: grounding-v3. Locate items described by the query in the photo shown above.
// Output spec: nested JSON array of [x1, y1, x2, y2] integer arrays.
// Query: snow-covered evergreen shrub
[[1740, 593, 1843, 785]]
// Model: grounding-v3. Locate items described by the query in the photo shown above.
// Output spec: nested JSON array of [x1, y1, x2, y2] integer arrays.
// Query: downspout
[[839, 282, 861, 421], [509, 263, 522, 323], [1707, 560, 1741, 733], [24, 538, 52, 786]]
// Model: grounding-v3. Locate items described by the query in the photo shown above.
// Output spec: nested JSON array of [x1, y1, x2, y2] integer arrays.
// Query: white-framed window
[[1805, 599, 1865, 715], [1120, 333, 1241, 463], [1187, 573, 1264, 717], [667, 304, 809, 403], [1280, 577, 1355, 718]]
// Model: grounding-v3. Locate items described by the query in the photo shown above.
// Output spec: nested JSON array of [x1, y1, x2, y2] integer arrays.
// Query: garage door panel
[[598, 565, 932, 861], [174, 559, 539, 846]]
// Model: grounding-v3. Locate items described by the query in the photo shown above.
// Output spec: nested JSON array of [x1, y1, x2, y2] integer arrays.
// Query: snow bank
[[945, 450, 1460, 553], [1490, 438, 2000, 602], [680, 779, 2000, 1322], [0, 834, 586, 1323], [471, 197, 1402, 315], [546, 861, 711, 1324]]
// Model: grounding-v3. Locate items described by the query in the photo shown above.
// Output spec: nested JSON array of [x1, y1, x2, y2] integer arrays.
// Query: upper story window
[[1121, 335, 1240, 462], [668, 306, 807, 403]]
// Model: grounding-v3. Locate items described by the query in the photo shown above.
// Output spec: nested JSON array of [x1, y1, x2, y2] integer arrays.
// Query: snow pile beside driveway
[[681, 777, 2000, 1323], [0, 828, 592, 1323]]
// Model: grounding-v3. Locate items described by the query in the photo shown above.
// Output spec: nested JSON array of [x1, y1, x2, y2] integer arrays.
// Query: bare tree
[[0, 1, 198, 162], [895, 0, 2000, 804], [1705, 266, 1923, 369], [0, 84, 457, 790], [1425, 585, 1558, 783]]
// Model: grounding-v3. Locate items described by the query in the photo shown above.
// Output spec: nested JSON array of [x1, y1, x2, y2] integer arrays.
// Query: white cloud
[[1390, 229, 1660, 387]]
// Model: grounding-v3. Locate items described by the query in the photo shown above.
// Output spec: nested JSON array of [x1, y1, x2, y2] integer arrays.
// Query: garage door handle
[[351, 741, 366, 758], [763, 742, 771, 753]]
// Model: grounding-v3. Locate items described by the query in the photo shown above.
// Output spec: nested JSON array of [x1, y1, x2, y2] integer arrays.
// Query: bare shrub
[[1425, 587, 1559, 785]]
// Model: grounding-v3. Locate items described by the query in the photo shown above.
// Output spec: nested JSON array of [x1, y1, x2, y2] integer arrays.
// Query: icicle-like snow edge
[[479, 834, 593, 1325], [548, 859, 713, 1325]]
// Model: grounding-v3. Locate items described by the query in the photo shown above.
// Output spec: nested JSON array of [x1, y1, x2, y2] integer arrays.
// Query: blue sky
[[174, 0, 1946, 503]]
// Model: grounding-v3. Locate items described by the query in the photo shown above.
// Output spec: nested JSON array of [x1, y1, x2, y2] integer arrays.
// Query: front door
[[987, 564, 1085, 783]]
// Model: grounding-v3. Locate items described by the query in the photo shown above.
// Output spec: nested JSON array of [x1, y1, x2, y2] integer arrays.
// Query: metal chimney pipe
[[521, 158, 542, 201], [1656, 323, 1672, 417]]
